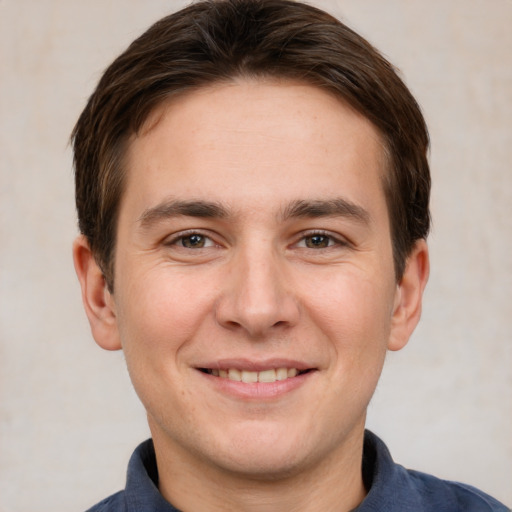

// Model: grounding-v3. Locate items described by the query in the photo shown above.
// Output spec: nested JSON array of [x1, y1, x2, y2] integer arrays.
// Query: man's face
[[98, 80, 419, 477]]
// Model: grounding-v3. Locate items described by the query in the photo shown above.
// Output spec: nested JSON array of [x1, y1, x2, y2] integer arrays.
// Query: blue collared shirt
[[86, 431, 510, 511]]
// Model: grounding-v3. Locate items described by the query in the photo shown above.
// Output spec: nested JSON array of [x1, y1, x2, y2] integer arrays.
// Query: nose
[[215, 244, 300, 339]]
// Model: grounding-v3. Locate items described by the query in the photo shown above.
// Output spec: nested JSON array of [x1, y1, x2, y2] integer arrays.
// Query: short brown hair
[[72, 0, 430, 290]]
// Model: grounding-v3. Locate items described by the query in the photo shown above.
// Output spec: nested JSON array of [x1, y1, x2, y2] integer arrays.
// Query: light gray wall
[[1, 1, 511, 510]]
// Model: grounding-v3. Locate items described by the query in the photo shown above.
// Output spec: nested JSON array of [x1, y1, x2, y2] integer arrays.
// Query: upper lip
[[195, 358, 316, 372]]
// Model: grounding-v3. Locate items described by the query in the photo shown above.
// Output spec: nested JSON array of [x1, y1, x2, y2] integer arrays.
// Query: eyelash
[[165, 230, 217, 249], [295, 230, 348, 250], [165, 229, 347, 251]]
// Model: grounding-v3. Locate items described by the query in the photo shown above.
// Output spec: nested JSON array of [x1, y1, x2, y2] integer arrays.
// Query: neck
[[150, 423, 367, 512]]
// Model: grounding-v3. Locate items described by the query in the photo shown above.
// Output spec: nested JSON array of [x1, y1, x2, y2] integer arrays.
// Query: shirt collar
[[123, 431, 425, 511], [125, 439, 179, 512]]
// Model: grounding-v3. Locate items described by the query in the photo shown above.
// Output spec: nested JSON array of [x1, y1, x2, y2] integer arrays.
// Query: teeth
[[276, 368, 288, 381], [228, 368, 241, 381], [209, 367, 304, 383], [241, 371, 258, 383], [258, 369, 276, 383]]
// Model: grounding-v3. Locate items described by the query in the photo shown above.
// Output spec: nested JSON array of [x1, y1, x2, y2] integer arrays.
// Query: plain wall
[[1, 1, 511, 510]]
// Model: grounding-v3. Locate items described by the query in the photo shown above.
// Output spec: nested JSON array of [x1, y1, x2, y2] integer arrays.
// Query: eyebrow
[[137, 197, 371, 229], [281, 198, 371, 224], [138, 199, 229, 228]]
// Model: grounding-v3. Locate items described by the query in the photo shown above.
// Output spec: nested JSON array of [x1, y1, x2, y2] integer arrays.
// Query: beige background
[[1, 1, 511, 510]]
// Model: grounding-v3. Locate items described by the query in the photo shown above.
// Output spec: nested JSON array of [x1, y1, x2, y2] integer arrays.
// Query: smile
[[200, 368, 310, 383]]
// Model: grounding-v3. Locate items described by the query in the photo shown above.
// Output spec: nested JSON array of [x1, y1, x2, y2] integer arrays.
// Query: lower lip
[[197, 370, 316, 400]]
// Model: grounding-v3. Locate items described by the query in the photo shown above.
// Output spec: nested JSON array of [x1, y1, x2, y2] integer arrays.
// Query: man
[[71, 0, 509, 510]]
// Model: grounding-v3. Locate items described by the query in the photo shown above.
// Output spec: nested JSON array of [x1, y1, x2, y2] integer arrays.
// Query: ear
[[388, 239, 430, 352], [72, 235, 122, 351]]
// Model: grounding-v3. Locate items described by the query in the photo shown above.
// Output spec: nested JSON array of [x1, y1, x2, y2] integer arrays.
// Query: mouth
[[198, 367, 313, 384]]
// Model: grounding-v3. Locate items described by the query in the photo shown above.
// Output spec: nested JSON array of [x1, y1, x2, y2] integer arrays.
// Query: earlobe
[[387, 239, 430, 352], [72, 235, 122, 351]]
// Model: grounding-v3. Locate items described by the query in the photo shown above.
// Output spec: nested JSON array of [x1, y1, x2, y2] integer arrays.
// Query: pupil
[[183, 234, 204, 248], [307, 235, 328, 248]]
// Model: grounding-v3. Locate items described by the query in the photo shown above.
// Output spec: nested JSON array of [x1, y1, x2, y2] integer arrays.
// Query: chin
[[218, 449, 308, 481], [205, 422, 318, 480]]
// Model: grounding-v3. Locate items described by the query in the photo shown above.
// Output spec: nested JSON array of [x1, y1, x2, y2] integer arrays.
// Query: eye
[[303, 234, 333, 248], [297, 232, 341, 249], [172, 233, 215, 249]]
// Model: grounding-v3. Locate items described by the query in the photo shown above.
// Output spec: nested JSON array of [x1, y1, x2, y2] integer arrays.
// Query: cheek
[[114, 266, 217, 357], [113, 268, 217, 422], [303, 267, 395, 357]]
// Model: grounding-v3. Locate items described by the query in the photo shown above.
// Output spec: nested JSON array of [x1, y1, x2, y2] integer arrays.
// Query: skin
[[74, 79, 429, 512]]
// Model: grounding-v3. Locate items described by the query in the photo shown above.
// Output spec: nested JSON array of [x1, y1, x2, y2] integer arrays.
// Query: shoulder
[[85, 491, 126, 512], [405, 469, 510, 512], [361, 431, 510, 512]]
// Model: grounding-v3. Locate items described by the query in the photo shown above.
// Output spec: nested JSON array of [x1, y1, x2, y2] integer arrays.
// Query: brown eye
[[304, 235, 331, 248], [181, 234, 207, 248]]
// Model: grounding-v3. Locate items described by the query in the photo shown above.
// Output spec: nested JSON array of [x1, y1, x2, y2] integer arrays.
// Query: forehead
[[122, 79, 388, 218]]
